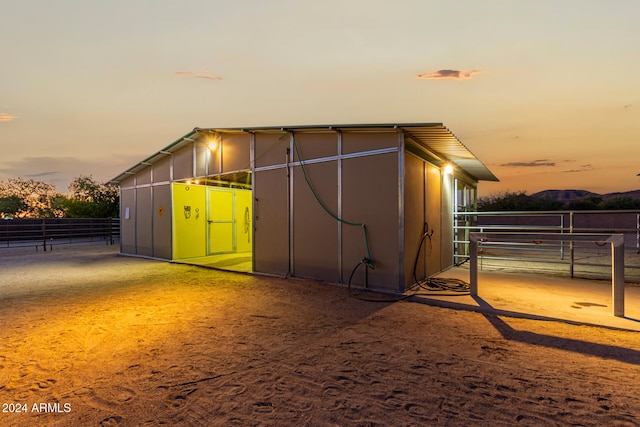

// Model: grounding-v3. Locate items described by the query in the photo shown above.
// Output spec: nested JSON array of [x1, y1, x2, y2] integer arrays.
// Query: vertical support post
[[286, 138, 292, 277], [469, 234, 478, 296], [397, 130, 406, 291], [42, 219, 47, 252], [250, 132, 256, 273], [337, 130, 343, 284], [560, 214, 564, 260], [612, 237, 625, 317], [636, 213, 639, 254], [569, 211, 574, 278]]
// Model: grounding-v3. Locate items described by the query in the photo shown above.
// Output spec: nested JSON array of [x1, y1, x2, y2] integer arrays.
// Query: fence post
[[42, 219, 47, 252], [612, 236, 625, 317], [469, 234, 478, 296], [636, 213, 640, 254], [569, 211, 574, 278], [560, 214, 565, 260]]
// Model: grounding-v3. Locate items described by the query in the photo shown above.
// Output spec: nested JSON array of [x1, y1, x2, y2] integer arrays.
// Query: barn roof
[[110, 123, 498, 184]]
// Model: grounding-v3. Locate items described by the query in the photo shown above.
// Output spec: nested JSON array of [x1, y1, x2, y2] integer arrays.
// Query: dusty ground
[[0, 245, 639, 426]]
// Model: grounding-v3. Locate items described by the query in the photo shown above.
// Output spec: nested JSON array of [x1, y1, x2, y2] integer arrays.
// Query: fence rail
[[453, 210, 640, 282], [0, 218, 120, 251]]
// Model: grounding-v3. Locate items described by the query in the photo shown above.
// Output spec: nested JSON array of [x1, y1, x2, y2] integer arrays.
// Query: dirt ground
[[0, 245, 639, 426]]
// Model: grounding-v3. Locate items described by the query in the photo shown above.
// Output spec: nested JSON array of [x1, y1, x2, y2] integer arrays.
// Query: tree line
[[0, 176, 118, 219], [478, 191, 640, 211]]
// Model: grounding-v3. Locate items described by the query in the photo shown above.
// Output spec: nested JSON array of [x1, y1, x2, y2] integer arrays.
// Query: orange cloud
[[175, 71, 222, 80], [417, 69, 480, 80], [0, 113, 17, 123], [501, 159, 555, 167]]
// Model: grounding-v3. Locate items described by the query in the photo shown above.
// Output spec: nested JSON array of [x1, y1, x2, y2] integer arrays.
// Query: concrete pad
[[412, 266, 640, 332]]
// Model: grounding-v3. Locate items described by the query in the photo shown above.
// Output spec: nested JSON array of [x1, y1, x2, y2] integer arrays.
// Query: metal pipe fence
[[453, 210, 640, 282], [0, 218, 120, 251]]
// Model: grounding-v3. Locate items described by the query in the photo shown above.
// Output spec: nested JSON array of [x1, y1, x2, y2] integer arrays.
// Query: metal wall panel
[[292, 160, 340, 282], [440, 172, 454, 270], [173, 145, 194, 180], [426, 162, 442, 275], [294, 132, 338, 160], [152, 184, 172, 259], [403, 154, 426, 289], [153, 156, 171, 182], [172, 183, 207, 259], [135, 187, 153, 256], [207, 143, 222, 176], [195, 143, 208, 177], [253, 168, 289, 275], [222, 133, 251, 172], [234, 189, 253, 253], [137, 168, 151, 185], [341, 153, 399, 290], [255, 133, 289, 168], [342, 131, 398, 155], [120, 188, 136, 254]]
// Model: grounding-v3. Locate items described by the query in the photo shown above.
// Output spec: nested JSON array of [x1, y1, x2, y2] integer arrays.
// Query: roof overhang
[[109, 123, 498, 184], [399, 124, 499, 182]]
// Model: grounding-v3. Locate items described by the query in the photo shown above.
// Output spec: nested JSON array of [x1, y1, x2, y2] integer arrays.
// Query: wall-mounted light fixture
[[443, 163, 454, 175], [207, 132, 221, 151]]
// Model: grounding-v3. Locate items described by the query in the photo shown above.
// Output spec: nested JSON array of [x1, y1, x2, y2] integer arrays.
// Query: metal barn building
[[110, 123, 497, 292]]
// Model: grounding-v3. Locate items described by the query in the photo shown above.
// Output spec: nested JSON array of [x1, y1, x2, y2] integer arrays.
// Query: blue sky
[[1, 0, 639, 195]]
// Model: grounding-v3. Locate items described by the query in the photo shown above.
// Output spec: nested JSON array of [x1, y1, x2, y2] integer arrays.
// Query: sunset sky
[[2, 0, 639, 196]]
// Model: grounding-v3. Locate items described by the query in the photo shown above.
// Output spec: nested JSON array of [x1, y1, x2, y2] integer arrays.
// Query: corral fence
[[0, 218, 120, 251], [454, 210, 640, 282]]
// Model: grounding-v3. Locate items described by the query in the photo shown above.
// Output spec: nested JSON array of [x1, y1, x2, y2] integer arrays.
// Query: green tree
[[65, 175, 119, 218], [478, 191, 563, 211], [0, 195, 25, 218], [565, 196, 603, 210], [600, 196, 640, 210], [0, 178, 64, 218]]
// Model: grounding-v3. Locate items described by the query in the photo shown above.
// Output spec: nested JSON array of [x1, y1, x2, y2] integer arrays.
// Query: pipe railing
[[469, 232, 626, 317], [453, 210, 640, 280], [0, 218, 120, 251]]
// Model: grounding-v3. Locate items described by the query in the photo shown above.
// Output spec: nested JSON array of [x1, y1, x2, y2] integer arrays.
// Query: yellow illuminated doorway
[[208, 188, 234, 254], [206, 187, 253, 255]]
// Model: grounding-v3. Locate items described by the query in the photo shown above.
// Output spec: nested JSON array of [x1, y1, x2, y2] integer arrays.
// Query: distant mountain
[[602, 189, 640, 200], [532, 189, 599, 202], [532, 189, 640, 202]]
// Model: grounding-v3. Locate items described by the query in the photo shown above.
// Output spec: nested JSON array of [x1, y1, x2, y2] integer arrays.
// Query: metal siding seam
[[252, 147, 399, 173], [337, 130, 343, 284], [250, 132, 256, 273], [119, 187, 123, 254], [398, 131, 405, 291], [133, 175, 138, 255], [150, 166, 155, 257], [219, 134, 224, 174], [288, 132, 294, 276], [192, 140, 197, 178]]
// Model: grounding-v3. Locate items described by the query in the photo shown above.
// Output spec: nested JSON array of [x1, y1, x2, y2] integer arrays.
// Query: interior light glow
[[444, 164, 454, 175]]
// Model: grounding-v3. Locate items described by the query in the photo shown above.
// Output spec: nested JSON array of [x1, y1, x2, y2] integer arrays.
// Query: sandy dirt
[[0, 245, 639, 426]]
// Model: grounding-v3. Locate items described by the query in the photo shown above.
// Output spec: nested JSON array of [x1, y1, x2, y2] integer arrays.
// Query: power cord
[[347, 226, 470, 303]]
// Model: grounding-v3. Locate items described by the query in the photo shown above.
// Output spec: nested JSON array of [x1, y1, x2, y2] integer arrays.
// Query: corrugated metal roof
[[110, 123, 498, 184], [398, 124, 499, 182]]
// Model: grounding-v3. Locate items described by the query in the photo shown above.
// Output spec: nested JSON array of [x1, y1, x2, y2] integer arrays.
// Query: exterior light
[[207, 140, 219, 151], [444, 164, 454, 175]]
